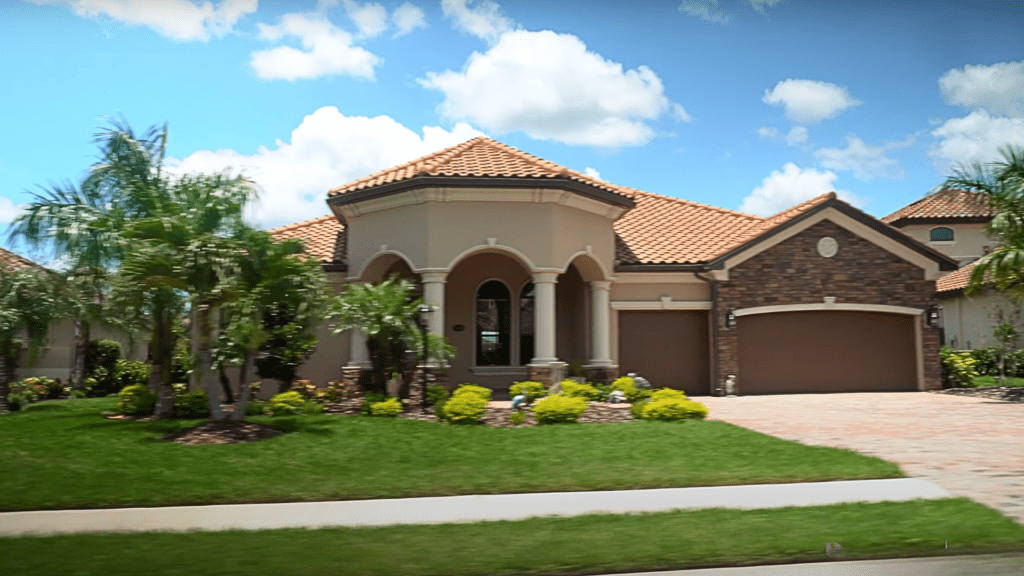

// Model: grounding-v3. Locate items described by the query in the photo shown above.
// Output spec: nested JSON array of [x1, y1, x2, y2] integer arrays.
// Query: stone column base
[[584, 364, 619, 385], [409, 365, 450, 406], [342, 365, 370, 392], [527, 361, 568, 385]]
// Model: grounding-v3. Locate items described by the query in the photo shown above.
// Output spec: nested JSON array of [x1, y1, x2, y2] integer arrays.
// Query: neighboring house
[[0, 247, 144, 382], [271, 138, 957, 396], [881, 189, 1020, 350]]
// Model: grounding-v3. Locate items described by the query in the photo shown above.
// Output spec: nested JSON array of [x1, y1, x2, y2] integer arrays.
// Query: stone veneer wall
[[715, 219, 941, 393]]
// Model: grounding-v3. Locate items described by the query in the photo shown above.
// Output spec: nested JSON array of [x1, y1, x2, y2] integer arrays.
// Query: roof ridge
[[267, 214, 340, 233], [627, 188, 766, 222], [486, 139, 569, 177], [418, 137, 485, 175]]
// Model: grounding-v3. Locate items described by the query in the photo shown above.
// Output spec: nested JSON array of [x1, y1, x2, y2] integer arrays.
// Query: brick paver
[[701, 392, 1024, 524]]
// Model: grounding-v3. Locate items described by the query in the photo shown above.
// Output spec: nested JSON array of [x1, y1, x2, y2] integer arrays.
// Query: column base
[[342, 365, 371, 392], [409, 365, 450, 406], [584, 364, 619, 385], [527, 361, 567, 385]]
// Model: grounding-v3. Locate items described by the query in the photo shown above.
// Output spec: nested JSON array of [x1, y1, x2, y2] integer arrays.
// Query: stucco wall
[[715, 219, 941, 392], [941, 290, 1024, 350], [899, 223, 994, 264], [15, 320, 146, 382], [609, 281, 710, 302]]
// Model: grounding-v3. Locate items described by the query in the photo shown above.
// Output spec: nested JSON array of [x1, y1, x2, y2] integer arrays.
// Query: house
[[270, 138, 957, 396], [0, 247, 144, 382], [881, 189, 1021, 350]]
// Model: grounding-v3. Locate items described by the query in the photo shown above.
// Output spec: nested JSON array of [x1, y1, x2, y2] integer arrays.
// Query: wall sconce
[[725, 309, 737, 329], [926, 305, 942, 328]]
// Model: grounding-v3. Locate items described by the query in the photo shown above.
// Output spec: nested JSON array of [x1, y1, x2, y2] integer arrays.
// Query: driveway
[[701, 392, 1024, 524]]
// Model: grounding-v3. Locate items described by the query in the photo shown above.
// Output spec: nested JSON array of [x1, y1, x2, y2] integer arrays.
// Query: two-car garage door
[[736, 311, 918, 393]]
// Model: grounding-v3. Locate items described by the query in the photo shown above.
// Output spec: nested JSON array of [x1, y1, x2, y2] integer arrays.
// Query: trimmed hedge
[[268, 391, 306, 416], [641, 398, 709, 421], [175, 391, 210, 419], [509, 381, 546, 402], [532, 395, 588, 424], [452, 384, 492, 402], [369, 397, 402, 417], [116, 384, 156, 416], [612, 376, 651, 403], [650, 388, 688, 402], [559, 380, 601, 401], [443, 394, 488, 425]]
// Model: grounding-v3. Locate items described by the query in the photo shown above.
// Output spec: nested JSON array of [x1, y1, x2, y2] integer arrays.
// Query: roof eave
[[614, 263, 707, 272], [887, 216, 993, 227]]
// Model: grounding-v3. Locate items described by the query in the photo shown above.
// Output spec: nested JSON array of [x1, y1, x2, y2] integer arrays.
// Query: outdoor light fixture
[[417, 304, 434, 412], [926, 305, 942, 328], [725, 309, 737, 329]]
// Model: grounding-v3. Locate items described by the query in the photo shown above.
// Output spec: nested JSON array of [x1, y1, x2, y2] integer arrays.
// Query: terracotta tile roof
[[881, 189, 994, 225], [327, 136, 630, 200], [936, 258, 1005, 296], [0, 247, 45, 272], [268, 215, 346, 264]]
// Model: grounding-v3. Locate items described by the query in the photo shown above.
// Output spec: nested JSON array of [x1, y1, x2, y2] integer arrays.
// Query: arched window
[[930, 227, 954, 242], [519, 282, 534, 365], [476, 280, 511, 366]]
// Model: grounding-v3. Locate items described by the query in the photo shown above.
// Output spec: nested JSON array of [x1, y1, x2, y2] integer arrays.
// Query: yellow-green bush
[[651, 388, 687, 402], [369, 397, 403, 417], [560, 380, 601, 401], [452, 383, 492, 402], [630, 398, 649, 419], [443, 394, 488, 425], [509, 410, 525, 425], [612, 376, 651, 403], [641, 398, 709, 421], [268, 391, 306, 416], [532, 395, 588, 424], [116, 384, 156, 416], [175, 391, 209, 418], [943, 351, 979, 387], [509, 381, 546, 402]]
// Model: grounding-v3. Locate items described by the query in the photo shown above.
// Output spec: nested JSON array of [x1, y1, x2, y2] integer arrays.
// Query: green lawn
[[0, 398, 903, 511], [3, 499, 1023, 576], [972, 375, 1024, 387]]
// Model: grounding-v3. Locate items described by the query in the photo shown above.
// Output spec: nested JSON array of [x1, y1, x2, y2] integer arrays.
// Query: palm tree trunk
[[151, 298, 176, 419], [196, 303, 224, 420], [70, 320, 90, 390], [230, 351, 254, 421], [0, 341, 10, 412]]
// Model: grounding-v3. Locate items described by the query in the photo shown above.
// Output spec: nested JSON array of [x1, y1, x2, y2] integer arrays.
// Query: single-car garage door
[[737, 311, 917, 393], [618, 311, 710, 394]]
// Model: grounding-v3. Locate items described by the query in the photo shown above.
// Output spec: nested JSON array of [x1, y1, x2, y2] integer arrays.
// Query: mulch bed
[[932, 386, 1024, 402], [161, 420, 285, 446]]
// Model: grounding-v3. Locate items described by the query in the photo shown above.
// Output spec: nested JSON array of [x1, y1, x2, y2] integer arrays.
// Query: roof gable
[[882, 188, 994, 226], [268, 215, 346, 268], [0, 248, 46, 273]]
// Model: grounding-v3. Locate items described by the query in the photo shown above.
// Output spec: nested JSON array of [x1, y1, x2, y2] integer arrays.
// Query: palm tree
[[0, 267, 58, 409], [943, 145, 1024, 300]]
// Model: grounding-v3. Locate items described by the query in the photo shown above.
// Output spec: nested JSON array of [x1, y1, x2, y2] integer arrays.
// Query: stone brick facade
[[585, 364, 620, 385], [714, 219, 941, 394]]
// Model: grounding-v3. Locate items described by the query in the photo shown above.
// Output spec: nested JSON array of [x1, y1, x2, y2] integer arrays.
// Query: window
[[476, 280, 511, 366], [519, 282, 534, 365], [930, 227, 954, 242]]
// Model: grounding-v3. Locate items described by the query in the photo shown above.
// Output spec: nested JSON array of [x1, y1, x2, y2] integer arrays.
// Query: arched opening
[[519, 282, 534, 366], [556, 263, 588, 365], [476, 280, 511, 366], [930, 227, 954, 242]]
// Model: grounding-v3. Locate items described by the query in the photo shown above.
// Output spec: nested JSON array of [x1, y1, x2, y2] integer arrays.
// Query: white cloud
[[419, 30, 689, 147], [166, 107, 485, 228], [584, 167, 603, 181], [929, 109, 1024, 171], [786, 126, 808, 146], [813, 134, 911, 180], [391, 2, 426, 37], [939, 61, 1024, 117], [678, 0, 730, 24], [757, 126, 779, 139], [441, 0, 514, 44], [341, 0, 387, 38], [739, 163, 862, 216], [762, 79, 862, 123], [251, 12, 381, 81], [0, 196, 23, 224], [748, 0, 781, 15], [31, 0, 257, 42]]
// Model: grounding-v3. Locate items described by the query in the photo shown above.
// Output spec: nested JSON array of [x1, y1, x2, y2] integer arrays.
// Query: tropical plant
[[0, 266, 58, 409], [328, 276, 455, 394]]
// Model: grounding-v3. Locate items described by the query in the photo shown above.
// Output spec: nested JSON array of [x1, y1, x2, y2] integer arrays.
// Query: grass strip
[[3, 499, 1023, 576], [0, 398, 902, 511], [971, 376, 1024, 387]]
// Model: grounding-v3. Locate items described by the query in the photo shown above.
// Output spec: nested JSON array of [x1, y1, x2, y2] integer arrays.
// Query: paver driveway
[[701, 392, 1024, 524]]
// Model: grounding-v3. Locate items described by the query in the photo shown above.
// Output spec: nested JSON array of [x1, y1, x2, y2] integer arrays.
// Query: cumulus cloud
[[340, 0, 388, 38], [584, 167, 603, 181], [166, 107, 485, 228], [739, 163, 862, 216], [929, 110, 1024, 172], [748, 0, 782, 15], [813, 134, 913, 180], [419, 30, 689, 147], [391, 2, 427, 37], [251, 12, 381, 81], [0, 195, 23, 224], [757, 125, 808, 146], [939, 61, 1024, 118], [762, 79, 862, 123], [678, 0, 731, 24], [441, 0, 514, 44], [30, 0, 256, 42]]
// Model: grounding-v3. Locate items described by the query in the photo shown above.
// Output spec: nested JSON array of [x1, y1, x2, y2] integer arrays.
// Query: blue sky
[[2, 0, 1023, 253]]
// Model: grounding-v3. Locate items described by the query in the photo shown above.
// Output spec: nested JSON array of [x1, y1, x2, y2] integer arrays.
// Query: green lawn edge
[[3, 499, 1023, 576]]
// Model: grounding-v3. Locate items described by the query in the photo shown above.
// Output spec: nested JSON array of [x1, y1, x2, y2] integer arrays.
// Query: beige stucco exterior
[[940, 290, 1024, 350], [15, 319, 147, 382], [899, 223, 994, 265]]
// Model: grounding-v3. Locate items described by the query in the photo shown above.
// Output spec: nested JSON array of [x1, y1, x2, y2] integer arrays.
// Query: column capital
[[589, 280, 612, 292], [532, 271, 559, 284], [420, 271, 448, 284]]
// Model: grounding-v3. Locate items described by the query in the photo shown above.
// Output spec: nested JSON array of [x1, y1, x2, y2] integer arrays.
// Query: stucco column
[[346, 328, 371, 369], [420, 272, 447, 337], [589, 280, 613, 365], [531, 271, 559, 364]]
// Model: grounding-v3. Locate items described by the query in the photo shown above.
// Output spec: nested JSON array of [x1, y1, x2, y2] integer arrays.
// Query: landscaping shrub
[[116, 384, 156, 416], [369, 397, 403, 417], [452, 383, 492, 402], [433, 399, 447, 420], [943, 351, 980, 387], [292, 380, 318, 399], [559, 380, 601, 401], [5, 392, 26, 411], [361, 392, 389, 415], [532, 395, 588, 424], [509, 410, 525, 425], [12, 377, 59, 403], [630, 398, 650, 420], [114, 359, 150, 391], [315, 380, 356, 403], [593, 383, 613, 402], [245, 400, 268, 416], [175, 391, 210, 418], [612, 376, 651, 403], [651, 388, 688, 402], [425, 384, 449, 406], [303, 401, 325, 415], [442, 394, 488, 425], [968, 346, 999, 376], [85, 339, 122, 396], [509, 381, 546, 402], [269, 391, 306, 416], [641, 398, 709, 421]]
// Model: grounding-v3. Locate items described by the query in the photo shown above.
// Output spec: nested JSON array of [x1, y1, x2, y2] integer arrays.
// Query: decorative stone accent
[[527, 364, 552, 384], [585, 364, 619, 385], [715, 220, 942, 393], [409, 365, 450, 406], [341, 365, 368, 389]]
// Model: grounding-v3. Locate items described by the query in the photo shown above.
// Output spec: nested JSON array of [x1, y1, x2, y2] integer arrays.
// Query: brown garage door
[[737, 311, 917, 393], [618, 311, 710, 395]]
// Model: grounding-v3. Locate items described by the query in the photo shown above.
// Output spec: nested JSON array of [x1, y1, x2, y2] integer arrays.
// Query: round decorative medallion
[[817, 237, 839, 258]]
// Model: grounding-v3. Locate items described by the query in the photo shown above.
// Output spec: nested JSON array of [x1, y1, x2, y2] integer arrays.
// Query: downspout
[[694, 270, 720, 396]]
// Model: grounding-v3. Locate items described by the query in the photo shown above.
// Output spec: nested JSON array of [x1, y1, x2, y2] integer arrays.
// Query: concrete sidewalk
[[0, 478, 949, 536], [620, 554, 1024, 576]]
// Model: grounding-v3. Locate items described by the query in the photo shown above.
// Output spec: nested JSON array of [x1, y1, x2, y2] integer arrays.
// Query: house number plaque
[[816, 237, 838, 258]]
